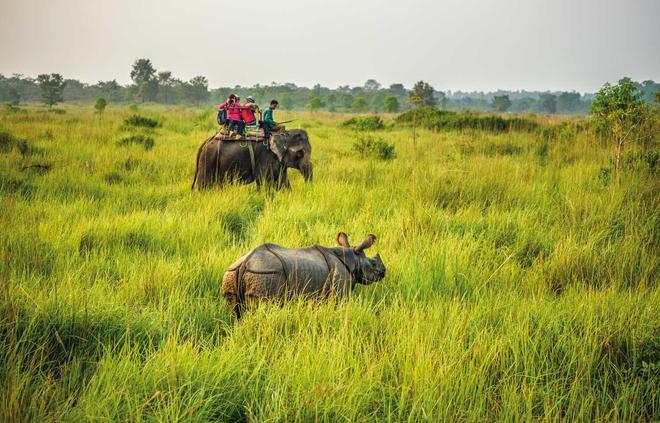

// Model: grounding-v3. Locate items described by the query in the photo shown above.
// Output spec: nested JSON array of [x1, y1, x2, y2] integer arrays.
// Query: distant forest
[[1, 58, 658, 114]]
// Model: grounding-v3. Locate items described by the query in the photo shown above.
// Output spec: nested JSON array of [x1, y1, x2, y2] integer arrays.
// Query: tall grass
[[1, 105, 658, 421]]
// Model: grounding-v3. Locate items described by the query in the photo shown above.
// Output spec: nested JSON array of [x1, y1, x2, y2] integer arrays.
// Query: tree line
[[1, 58, 658, 115]]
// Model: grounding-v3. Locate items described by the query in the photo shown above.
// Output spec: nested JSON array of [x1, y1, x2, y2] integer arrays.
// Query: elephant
[[221, 232, 386, 318], [191, 129, 313, 190]]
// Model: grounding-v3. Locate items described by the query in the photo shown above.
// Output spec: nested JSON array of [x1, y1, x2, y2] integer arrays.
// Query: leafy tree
[[590, 77, 651, 174], [281, 96, 294, 110], [184, 76, 209, 106], [352, 96, 366, 112], [437, 91, 447, 109], [130, 58, 157, 102], [36, 73, 66, 107], [326, 93, 337, 111], [383, 96, 400, 113], [557, 92, 581, 114], [94, 97, 107, 115], [410, 81, 436, 107], [364, 79, 381, 91], [5, 86, 20, 106], [157, 71, 173, 103], [370, 92, 385, 112], [308, 96, 323, 112], [539, 94, 557, 114], [389, 83, 406, 96], [492, 95, 512, 112], [95, 80, 122, 102], [130, 59, 156, 85], [342, 93, 353, 110]]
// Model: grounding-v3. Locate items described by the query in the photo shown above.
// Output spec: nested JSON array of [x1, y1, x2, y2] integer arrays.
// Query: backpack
[[217, 108, 227, 125]]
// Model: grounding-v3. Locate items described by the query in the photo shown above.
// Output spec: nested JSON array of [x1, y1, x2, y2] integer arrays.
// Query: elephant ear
[[269, 133, 289, 163]]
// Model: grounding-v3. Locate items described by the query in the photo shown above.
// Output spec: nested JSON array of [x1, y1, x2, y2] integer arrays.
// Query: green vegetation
[[1, 105, 658, 421], [123, 114, 160, 129], [94, 97, 107, 115], [396, 107, 539, 133], [36, 73, 66, 108], [341, 115, 385, 131], [352, 134, 396, 160], [3, 63, 659, 115]]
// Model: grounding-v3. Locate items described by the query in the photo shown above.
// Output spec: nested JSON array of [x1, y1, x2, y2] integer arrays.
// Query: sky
[[0, 0, 658, 93]]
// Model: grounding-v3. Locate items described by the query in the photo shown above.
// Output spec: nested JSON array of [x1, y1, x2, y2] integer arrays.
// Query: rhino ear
[[336, 232, 350, 247], [354, 234, 376, 253], [269, 133, 288, 162]]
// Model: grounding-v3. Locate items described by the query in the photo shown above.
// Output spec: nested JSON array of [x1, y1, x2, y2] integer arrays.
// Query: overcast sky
[[0, 0, 658, 92]]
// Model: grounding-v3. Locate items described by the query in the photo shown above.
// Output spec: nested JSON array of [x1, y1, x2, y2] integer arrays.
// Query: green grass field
[[1, 105, 658, 421]]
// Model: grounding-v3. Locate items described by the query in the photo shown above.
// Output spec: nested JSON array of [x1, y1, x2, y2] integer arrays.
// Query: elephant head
[[335, 232, 386, 285], [269, 129, 313, 181]]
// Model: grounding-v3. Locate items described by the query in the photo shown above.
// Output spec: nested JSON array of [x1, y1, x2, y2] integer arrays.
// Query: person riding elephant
[[191, 129, 313, 190]]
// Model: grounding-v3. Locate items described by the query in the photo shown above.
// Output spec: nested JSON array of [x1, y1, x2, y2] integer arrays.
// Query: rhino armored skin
[[222, 233, 385, 317]]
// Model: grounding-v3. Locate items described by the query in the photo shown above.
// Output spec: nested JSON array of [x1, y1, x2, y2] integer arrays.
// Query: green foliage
[[539, 94, 557, 114], [3, 102, 23, 113], [94, 97, 107, 115], [123, 114, 160, 128], [117, 134, 155, 150], [590, 77, 654, 173], [182, 75, 210, 106], [383, 96, 400, 113], [352, 134, 396, 160], [351, 96, 366, 112], [307, 96, 323, 112], [410, 80, 436, 107], [36, 73, 66, 107], [396, 107, 538, 133], [492, 95, 512, 112], [130, 58, 156, 85], [341, 115, 385, 131], [280, 96, 294, 110]]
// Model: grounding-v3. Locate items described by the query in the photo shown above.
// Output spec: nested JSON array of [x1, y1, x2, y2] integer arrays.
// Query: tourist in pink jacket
[[219, 94, 244, 136]]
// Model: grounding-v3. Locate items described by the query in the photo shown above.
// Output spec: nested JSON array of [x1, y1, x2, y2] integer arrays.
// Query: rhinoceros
[[221, 232, 386, 317]]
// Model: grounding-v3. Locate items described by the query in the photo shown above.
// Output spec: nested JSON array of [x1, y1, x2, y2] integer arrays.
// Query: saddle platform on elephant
[[213, 126, 267, 142]]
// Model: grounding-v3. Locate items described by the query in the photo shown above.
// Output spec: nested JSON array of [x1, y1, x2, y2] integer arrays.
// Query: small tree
[[410, 81, 436, 107], [308, 96, 323, 112], [383, 96, 400, 113], [188, 75, 209, 106], [539, 94, 557, 114], [352, 97, 367, 112], [492, 95, 512, 112], [364, 79, 381, 91], [590, 77, 651, 174], [130, 58, 157, 102], [37, 73, 66, 107], [326, 93, 337, 111], [94, 97, 107, 115], [281, 96, 294, 110], [157, 71, 173, 103]]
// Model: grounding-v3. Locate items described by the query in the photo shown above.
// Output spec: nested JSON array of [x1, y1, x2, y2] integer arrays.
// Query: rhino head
[[334, 232, 386, 285]]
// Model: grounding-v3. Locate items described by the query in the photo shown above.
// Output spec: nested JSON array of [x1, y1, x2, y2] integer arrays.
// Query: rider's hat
[[246, 96, 255, 103]]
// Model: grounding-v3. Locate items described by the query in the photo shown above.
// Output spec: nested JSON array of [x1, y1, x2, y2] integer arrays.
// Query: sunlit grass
[[1, 104, 658, 421]]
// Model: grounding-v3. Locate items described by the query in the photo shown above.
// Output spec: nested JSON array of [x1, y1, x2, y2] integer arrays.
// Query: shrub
[[395, 107, 538, 133], [117, 135, 155, 151], [352, 135, 396, 160], [341, 116, 385, 131], [3, 102, 25, 113], [0, 130, 39, 156], [123, 114, 160, 128]]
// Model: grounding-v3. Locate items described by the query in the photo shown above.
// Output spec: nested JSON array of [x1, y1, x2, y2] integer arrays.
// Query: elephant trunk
[[299, 160, 313, 182]]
